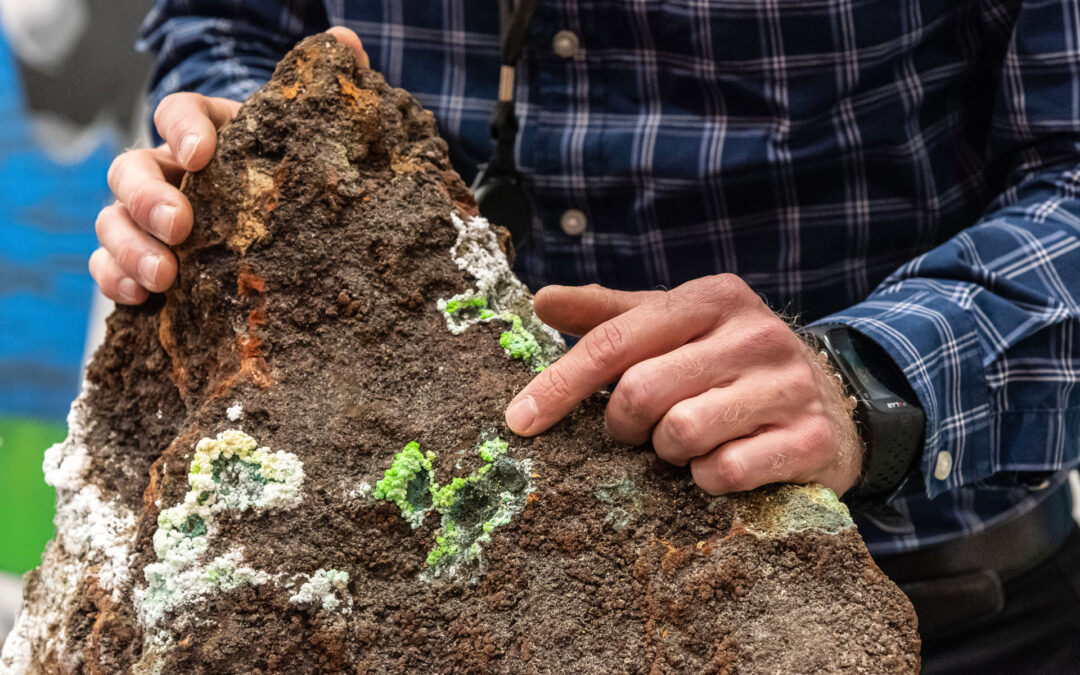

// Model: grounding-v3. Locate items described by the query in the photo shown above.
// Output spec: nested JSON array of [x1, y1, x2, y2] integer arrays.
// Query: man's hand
[[90, 28, 369, 304], [505, 276, 864, 496]]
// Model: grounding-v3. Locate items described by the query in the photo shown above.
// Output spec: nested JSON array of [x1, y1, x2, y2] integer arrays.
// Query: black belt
[[872, 482, 1075, 636]]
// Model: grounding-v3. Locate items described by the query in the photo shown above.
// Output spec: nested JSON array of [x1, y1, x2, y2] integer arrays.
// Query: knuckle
[[685, 274, 723, 296], [127, 184, 153, 221], [155, 92, 203, 140], [112, 239, 142, 272], [715, 273, 751, 297], [665, 406, 703, 451], [738, 317, 794, 356], [155, 93, 190, 125], [758, 317, 793, 344], [708, 272, 746, 298], [680, 274, 753, 314], [692, 452, 747, 494], [87, 249, 103, 277], [153, 94, 178, 130], [651, 425, 684, 465], [585, 319, 627, 369], [106, 154, 126, 191], [713, 453, 748, 492], [801, 418, 835, 455], [94, 204, 119, 241], [614, 369, 652, 418], [784, 362, 820, 402]]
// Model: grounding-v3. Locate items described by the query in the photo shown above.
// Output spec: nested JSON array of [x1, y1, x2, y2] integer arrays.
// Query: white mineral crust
[[1, 387, 137, 674]]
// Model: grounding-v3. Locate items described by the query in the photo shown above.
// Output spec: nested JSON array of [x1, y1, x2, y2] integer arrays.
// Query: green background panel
[[0, 418, 60, 574]]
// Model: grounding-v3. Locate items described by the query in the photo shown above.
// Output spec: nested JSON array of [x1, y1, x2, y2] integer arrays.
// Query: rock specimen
[[1, 35, 919, 674]]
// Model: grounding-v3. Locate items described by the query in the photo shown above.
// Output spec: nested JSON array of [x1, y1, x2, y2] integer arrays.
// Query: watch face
[[827, 329, 908, 406]]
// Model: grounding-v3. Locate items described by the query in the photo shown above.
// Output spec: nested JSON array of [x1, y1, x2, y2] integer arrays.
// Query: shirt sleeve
[[136, 0, 330, 139], [816, 0, 1080, 499]]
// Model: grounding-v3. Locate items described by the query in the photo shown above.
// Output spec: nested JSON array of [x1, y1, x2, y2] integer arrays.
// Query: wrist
[[799, 324, 925, 499], [803, 340, 865, 494]]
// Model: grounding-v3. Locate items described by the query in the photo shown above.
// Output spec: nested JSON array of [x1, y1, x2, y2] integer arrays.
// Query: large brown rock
[[1, 35, 919, 674]]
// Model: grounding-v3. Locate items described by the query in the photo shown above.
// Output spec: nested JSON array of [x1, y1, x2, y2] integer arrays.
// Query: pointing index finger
[[506, 292, 714, 436]]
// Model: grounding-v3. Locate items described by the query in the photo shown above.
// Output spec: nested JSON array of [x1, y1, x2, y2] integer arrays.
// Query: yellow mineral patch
[[233, 213, 268, 254], [282, 52, 315, 100], [337, 74, 362, 112], [391, 154, 422, 174], [228, 161, 276, 254], [336, 74, 379, 116], [734, 483, 853, 537]]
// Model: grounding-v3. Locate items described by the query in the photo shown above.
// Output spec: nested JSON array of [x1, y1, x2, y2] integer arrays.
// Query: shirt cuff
[[812, 287, 992, 499]]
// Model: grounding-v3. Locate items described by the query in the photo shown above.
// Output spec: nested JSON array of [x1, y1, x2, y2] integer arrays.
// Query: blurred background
[[0, 0, 151, 644]]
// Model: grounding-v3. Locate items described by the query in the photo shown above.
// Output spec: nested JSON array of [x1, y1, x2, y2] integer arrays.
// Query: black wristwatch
[[799, 324, 925, 498]]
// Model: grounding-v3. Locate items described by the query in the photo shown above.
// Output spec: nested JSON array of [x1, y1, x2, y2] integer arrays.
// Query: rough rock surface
[[2, 35, 919, 674]]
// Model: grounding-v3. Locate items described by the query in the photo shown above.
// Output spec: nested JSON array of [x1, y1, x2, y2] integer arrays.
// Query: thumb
[[534, 284, 662, 337], [327, 27, 371, 69]]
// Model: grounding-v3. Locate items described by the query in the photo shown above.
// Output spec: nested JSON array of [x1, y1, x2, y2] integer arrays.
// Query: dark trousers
[[919, 526, 1080, 674]]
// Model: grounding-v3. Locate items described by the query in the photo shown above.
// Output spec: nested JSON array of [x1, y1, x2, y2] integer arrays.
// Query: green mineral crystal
[[373, 442, 436, 528]]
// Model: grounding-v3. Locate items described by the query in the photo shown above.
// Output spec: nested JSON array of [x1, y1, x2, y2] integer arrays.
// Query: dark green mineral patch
[[372, 435, 532, 579], [595, 477, 642, 531]]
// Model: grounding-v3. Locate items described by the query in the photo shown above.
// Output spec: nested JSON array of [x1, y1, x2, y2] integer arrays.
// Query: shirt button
[[560, 209, 587, 235], [933, 451, 952, 480], [552, 30, 579, 59]]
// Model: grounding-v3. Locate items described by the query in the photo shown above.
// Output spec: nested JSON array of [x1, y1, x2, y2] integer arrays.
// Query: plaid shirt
[[138, 0, 1080, 555]]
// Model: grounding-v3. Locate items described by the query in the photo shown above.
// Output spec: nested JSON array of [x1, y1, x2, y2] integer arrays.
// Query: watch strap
[[799, 324, 925, 499]]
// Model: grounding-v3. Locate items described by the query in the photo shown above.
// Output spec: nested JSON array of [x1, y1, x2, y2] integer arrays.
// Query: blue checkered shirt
[[138, 0, 1080, 555]]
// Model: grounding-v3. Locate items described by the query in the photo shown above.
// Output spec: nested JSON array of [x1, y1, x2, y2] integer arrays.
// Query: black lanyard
[[471, 0, 536, 247], [499, 0, 536, 68], [491, 0, 535, 169]]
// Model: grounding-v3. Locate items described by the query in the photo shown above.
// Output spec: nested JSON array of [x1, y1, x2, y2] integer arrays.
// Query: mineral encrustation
[[2, 35, 919, 674]]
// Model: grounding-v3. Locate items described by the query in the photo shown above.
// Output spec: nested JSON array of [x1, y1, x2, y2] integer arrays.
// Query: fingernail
[[117, 277, 140, 304], [506, 396, 538, 434], [178, 133, 200, 167], [138, 254, 161, 287], [150, 204, 177, 241]]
